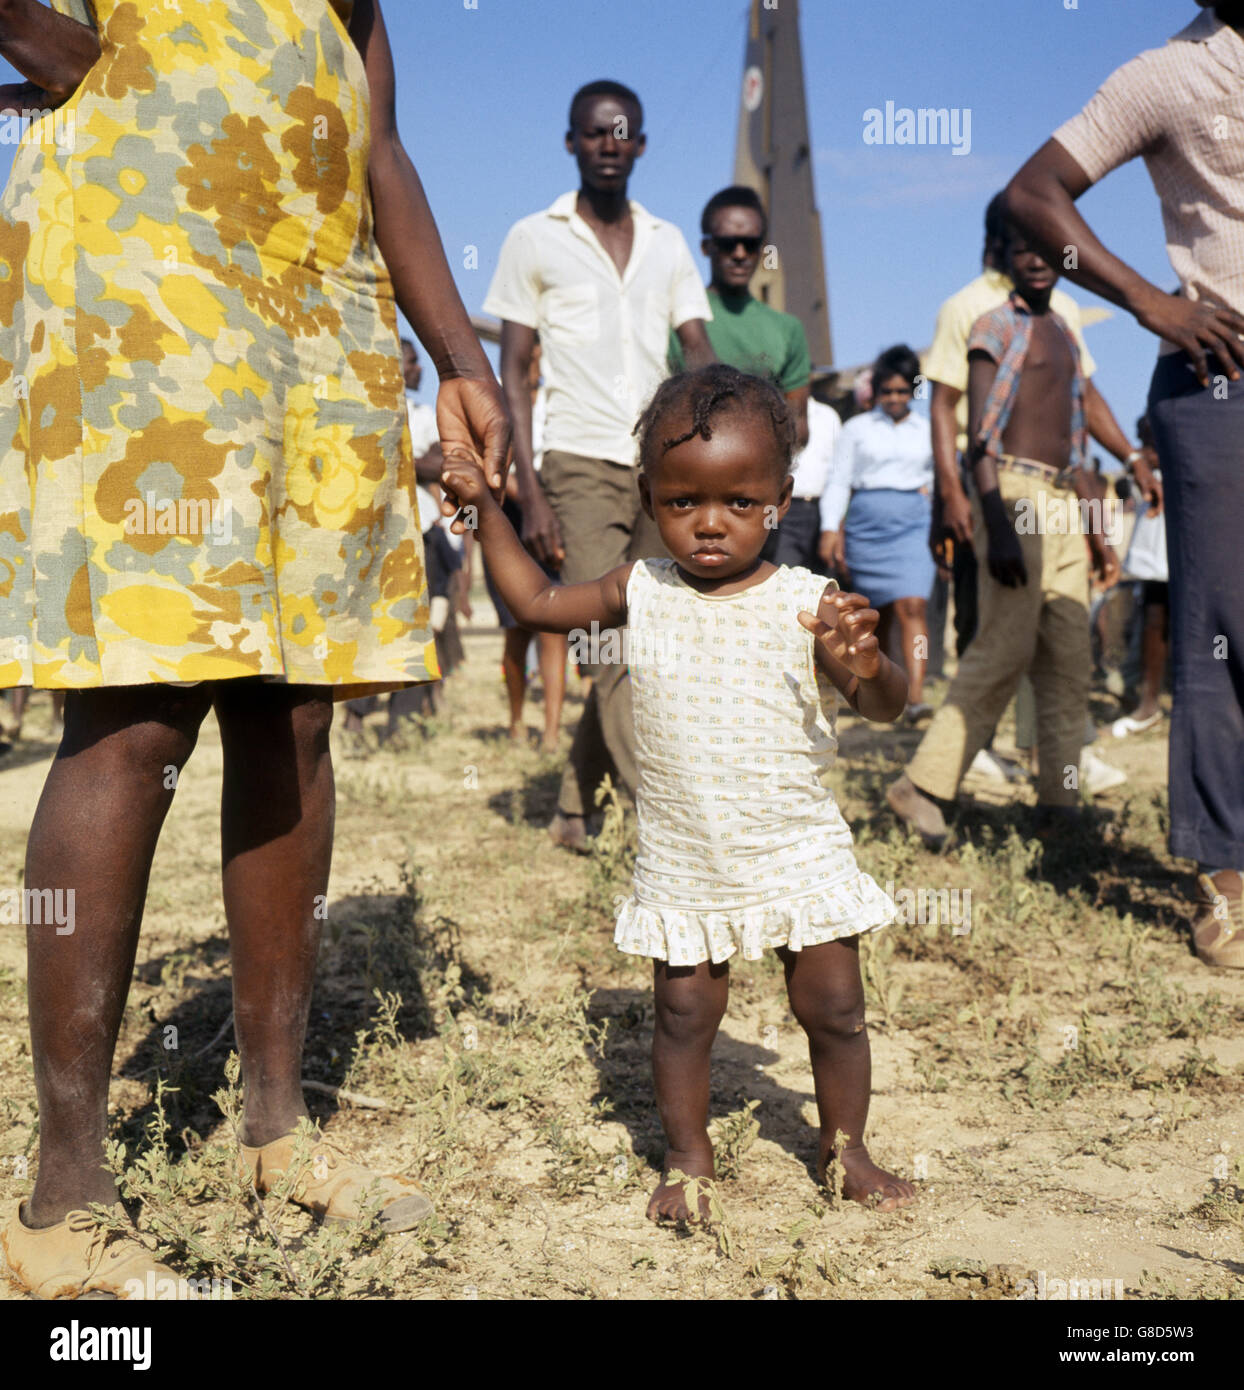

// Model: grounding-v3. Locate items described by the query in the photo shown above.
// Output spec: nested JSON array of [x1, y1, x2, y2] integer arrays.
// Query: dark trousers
[[927, 574, 947, 679], [924, 538, 980, 681], [760, 497, 829, 573], [1148, 352, 1244, 866]]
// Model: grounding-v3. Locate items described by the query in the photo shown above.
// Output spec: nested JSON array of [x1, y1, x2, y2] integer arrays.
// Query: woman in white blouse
[[819, 345, 935, 722]]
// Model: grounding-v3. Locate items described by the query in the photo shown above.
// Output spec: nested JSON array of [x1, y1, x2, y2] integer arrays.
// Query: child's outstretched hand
[[798, 589, 883, 681]]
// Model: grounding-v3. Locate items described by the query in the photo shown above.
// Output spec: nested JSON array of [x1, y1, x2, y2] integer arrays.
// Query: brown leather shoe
[[1190, 871, 1244, 969], [238, 1132, 433, 1232], [886, 774, 949, 850], [1, 1202, 177, 1300]]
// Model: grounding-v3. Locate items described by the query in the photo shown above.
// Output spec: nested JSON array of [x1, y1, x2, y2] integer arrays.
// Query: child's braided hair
[[633, 364, 796, 477]]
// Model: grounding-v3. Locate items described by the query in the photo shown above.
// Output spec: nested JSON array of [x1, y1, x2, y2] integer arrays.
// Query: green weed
[[710, 1100, 760, 1181]]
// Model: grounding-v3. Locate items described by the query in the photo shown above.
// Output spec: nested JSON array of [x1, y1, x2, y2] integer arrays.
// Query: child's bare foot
[[539, 733, 559, 755], [507, 722, 525, 744], [821, 1144, 916, 1212], [647, 1149, 716, 1223]]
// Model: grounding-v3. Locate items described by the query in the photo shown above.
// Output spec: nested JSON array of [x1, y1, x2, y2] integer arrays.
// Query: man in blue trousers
[[1006, 0, 1244, 967]]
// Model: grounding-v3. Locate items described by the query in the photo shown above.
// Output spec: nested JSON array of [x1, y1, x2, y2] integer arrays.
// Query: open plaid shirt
[[968, 292, 1088, 470]]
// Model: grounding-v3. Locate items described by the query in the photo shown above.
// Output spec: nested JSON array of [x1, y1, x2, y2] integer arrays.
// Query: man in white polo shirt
[[485, 80, 714, 850]]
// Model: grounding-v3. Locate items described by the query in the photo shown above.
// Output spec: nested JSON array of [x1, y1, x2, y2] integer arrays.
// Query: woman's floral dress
[[0, 0, 438, 697]]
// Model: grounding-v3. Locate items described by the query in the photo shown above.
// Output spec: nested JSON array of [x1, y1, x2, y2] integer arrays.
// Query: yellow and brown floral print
[[0, 0, 439, 697]]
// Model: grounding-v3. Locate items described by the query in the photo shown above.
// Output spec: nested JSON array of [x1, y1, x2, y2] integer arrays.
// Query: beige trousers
[[539, 449, 667, 818], [906, 464, 1091, 806]]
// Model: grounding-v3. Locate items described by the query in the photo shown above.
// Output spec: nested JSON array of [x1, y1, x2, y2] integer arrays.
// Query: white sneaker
[[969, 749, 1027, 784], [1081, 750, 1128, 795], [1110, 710, 1162, 739]]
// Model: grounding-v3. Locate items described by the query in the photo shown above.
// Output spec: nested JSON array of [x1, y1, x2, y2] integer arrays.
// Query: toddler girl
[[444, 365, 915, 1220]]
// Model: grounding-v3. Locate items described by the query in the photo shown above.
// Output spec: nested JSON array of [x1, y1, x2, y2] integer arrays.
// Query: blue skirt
[[842, 488, 936, 608]]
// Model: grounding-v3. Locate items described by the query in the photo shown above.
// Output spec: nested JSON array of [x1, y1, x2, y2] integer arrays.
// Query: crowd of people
[[342, 115, 1167, 836], [0, 0, 1240, 1301]]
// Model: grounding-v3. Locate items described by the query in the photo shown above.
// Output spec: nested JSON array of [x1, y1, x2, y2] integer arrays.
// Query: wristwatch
[[1123, 449, 1145, 472]]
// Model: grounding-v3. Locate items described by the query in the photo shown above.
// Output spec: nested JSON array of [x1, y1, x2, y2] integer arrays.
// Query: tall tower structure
[[733, 0, 833, 367]]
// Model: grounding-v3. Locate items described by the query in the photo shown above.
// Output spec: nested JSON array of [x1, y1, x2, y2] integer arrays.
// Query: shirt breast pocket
[[1185, 102, 1244, 181], [542, 284, 599, 344]]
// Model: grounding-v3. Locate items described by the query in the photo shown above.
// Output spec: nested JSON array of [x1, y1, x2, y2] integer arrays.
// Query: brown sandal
[[238, 1132, 433, 1232]]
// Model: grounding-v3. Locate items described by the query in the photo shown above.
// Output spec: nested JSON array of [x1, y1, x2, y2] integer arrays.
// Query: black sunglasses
[[710, 235, 763, 255]]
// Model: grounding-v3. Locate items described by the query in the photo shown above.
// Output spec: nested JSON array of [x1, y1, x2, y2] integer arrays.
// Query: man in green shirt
[[669, 186, 817, 565], [669, 186, 811, 446]]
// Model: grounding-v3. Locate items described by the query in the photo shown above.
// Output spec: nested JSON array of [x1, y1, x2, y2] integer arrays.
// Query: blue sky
[[2, 0, 1200, 444]]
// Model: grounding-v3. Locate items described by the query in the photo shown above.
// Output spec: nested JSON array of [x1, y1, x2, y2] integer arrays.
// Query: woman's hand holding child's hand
[[798, 590, 883, 681]]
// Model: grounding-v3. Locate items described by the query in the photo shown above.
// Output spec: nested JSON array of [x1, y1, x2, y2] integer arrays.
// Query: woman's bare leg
[[893, 596, 928, 705], [212, 682, 334, 1147], [23, 684, 213, 1227]]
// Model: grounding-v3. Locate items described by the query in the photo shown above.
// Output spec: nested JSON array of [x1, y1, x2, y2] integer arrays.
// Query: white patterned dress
[[614, 559, 895, 966]]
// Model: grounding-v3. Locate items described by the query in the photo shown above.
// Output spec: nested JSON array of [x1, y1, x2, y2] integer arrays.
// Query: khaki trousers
[[539, 449, 666, 817], [906, 465, 1091, 807]]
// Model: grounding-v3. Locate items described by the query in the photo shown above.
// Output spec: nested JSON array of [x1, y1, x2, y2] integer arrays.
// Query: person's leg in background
[[1135, 583, 1170, 724], [1121, 580, 1145, 698], [1027, 512, 1093, 812], [953, 488, 1052, 787], [496, 624, 565, 751], [500, 626, 532, 742], [482, 508, 541, 747], [1113, 581, 1168, 734], [342, 694, 378, 735], [1148, 357, 1244, 967], [535, 631, 568, 754], [890, 469, 1046, 844], [428, 526, 465, 689], [1014, 674, 1037, 767], [947, 471, 1028, 787], [584, 465, 667, 797], [387, 526, 445, 728], [539, 451, 639, 849], [1, 687, 35, 748], [893, 594, 929, 715]]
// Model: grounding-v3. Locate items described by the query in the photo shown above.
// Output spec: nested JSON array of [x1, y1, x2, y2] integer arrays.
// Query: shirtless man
[[889, 227, 1117, 845]]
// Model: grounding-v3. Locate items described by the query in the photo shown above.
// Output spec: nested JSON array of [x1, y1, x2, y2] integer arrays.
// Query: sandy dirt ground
[[1, 582, 1241, 1300]]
